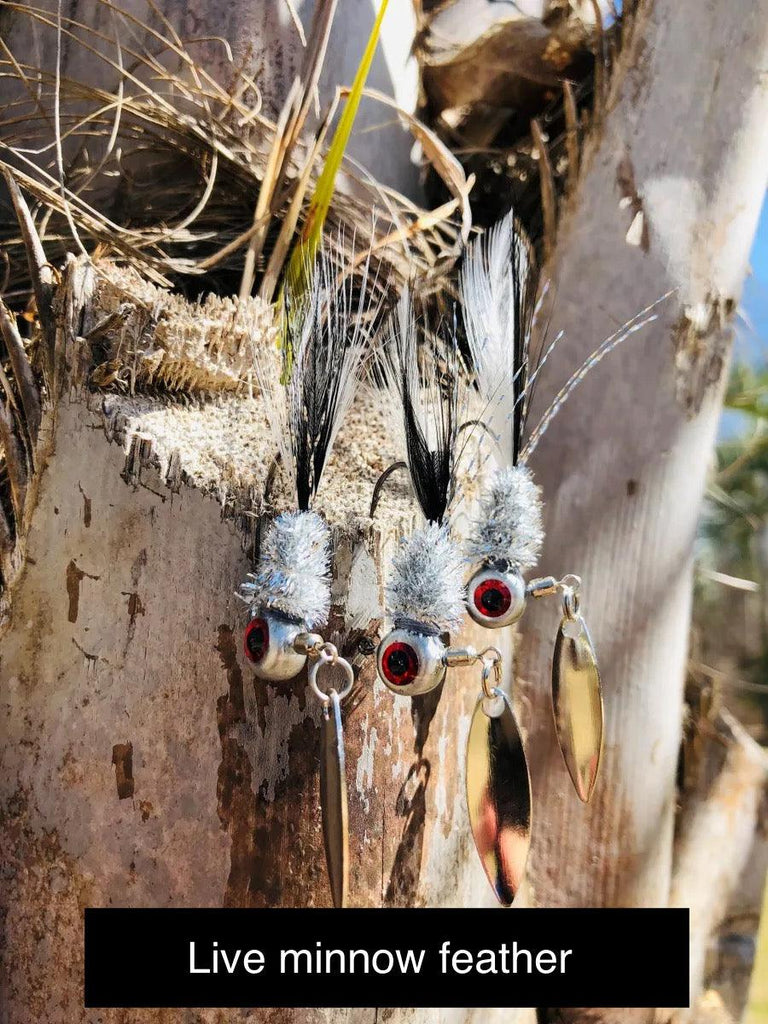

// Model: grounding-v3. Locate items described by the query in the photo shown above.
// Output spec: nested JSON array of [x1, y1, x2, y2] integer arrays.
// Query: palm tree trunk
[[515, 1, 768, 1020]]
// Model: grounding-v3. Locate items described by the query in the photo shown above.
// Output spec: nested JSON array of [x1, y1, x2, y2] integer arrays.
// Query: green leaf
[[278, 0, 390, 381]]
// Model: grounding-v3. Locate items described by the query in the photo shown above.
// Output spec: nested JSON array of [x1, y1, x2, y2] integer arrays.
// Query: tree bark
[[671, 709, 768, 1022], [515, 0, 768, 1020], [0, 253, 516, 1023]]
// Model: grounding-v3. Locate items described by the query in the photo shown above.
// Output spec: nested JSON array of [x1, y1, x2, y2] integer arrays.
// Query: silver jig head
[[377, 623, 448, 696], [244, 611, 313, 681]]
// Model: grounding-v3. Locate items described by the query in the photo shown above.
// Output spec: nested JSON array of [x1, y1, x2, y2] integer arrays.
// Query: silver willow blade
[[466, 689, 531, 906], [320, 688, 349, 908], [552, 615, 604, 804]]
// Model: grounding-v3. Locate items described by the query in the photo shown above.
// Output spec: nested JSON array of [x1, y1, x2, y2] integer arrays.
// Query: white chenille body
[[385, 522, 465, 633], [239, 510, 331, 629], [466, 465, 543, 571]]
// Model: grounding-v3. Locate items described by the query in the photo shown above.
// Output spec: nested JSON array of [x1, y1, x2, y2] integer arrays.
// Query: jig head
[[377, 623, 448, 696], [237, 241, 379, 904], [372, 289, 471, 697]]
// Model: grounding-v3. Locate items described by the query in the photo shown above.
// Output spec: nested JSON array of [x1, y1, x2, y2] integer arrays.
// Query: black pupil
[[481, 587, 505, 613], [247, 625, 266, 655], [387, 649, 410, 676]]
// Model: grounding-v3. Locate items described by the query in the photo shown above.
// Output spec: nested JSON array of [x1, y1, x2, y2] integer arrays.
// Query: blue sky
[[740, 193, 768, 363], [718, 192, 767, 439]]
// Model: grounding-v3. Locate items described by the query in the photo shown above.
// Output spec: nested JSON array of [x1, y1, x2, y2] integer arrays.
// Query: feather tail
[[460, 210, 537, 466], [255, 240, 381, 510], [521, 292, 674, 463], [381, 290, 461, 525]]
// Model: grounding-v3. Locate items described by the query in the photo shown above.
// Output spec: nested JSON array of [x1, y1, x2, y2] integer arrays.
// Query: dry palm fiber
[[0, 0, 469, 303], [415, 0, 640, 255]]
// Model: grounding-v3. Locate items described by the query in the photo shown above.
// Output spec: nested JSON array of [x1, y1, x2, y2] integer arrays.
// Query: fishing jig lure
[[372, 287, 532, 906], [239, 245, 378, 907], [373, 290, 470, 696], [460, 211, 666, 806], [371, 216, 667, 906]]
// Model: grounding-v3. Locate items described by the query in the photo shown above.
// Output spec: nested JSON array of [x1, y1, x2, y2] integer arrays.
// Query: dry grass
[[0, 0, 469, 302], [0, 0, 479, 601]]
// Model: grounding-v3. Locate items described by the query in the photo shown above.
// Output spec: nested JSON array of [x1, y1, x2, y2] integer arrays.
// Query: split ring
[[480, 650, 503, 700], [309, 653, 355, 704]]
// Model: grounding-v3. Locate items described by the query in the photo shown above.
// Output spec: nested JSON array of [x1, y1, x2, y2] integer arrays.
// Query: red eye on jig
[[460, 211, 665, 810], [244, 616, 268, 664], [467, 567, 526, 628], [376, 626, 448, 697]]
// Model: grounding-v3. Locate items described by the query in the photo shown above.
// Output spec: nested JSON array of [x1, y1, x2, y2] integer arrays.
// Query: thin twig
[[283, 0, 307, 46], [690, 661, 768, 695], [589, 0, 606, 122], [531, 118, 557, 261], [53, 0, 88, 258], [240, 76, 302, 301], [562, 80, 579, 192], [2, 169, 55, 344], [0, 395, 28, 525], [0, 298, 42, 441], [259, 91, 341, 303]]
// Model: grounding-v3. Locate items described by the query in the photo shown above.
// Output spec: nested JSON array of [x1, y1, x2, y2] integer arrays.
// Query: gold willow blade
[[466, 688, 531, 907], [320, 689, 349, 908], [552, 615, 604, 804]]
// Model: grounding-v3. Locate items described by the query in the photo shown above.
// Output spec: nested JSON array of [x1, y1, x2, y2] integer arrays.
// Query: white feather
[[460, 211, 531, 466]]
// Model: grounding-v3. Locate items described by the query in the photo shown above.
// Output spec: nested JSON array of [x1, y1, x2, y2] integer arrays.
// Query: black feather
[[257, 242, 380, 511], [509, 228, 538, 464], [383, 292, 461, 525]]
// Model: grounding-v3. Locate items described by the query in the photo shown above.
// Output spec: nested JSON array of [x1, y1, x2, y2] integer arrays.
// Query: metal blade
[[466, 690, 531, 907], [552, 615, 604, 803], [320, 689, 349, 908]]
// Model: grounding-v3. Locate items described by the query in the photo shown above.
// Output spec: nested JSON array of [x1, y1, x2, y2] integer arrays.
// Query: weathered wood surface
[[671, 710, 768, 1021], [0, 388, 515, 1023], [0, 247, 519, 1021], [515, 0, 768, 1020]]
